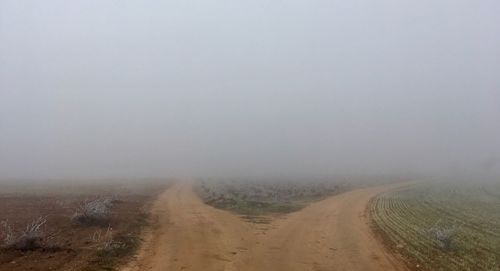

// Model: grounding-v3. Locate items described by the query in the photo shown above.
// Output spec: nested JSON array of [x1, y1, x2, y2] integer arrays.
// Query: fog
[[1, 0, 499, 180]]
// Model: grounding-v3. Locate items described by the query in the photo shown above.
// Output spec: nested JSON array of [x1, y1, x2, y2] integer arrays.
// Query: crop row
[[370, 183, 500, 271]]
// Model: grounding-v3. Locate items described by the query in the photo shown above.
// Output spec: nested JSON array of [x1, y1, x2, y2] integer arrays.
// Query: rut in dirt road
[[123, 182, 409, 271]]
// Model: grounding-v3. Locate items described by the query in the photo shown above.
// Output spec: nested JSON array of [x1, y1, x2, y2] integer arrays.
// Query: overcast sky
[[1, 0, 499, 180]]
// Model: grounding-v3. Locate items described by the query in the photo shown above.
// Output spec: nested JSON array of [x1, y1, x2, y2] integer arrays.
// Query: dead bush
[[425, 220, 461, 251], [1, 217, 49, 251], [435, 228, 456, 250], [72, 198, 112, 226], [91, 225, 114, 250], [0, 220, 15, 247]]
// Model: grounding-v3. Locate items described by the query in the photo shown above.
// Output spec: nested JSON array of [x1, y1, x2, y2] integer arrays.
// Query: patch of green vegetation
[[370, 182, 500, 271], [196, 179, 348, 219], [209, 198, 303, 216]]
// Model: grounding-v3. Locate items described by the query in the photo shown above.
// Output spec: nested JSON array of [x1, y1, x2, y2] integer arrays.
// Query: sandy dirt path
[[123, 182, 408, 271], [245, 184, 409, 271], [122, 182, 258, 271]]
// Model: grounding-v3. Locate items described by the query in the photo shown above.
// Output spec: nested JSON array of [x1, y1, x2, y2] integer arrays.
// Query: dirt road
[[123, 182, 408, 271]]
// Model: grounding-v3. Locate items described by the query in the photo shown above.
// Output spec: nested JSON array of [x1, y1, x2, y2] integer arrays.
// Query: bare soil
[[124, 181, 409, 271], [0, 181, 168, 271]]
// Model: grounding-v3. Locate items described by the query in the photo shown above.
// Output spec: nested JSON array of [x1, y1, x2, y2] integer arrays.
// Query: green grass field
[[370, 182, 500, 271]]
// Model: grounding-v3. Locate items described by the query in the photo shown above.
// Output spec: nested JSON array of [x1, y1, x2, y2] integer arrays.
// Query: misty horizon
[[1, 1, 499, 180]]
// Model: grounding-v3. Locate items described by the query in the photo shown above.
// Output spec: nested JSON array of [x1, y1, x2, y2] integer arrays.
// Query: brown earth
[[124, 181, 409, 271], [0, 181, 167, 271]]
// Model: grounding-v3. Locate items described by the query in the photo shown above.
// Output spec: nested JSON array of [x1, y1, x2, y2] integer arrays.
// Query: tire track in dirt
[[123, 181, 409, 271]]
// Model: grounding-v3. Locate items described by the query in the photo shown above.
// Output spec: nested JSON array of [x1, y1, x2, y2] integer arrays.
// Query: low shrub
[[72, 198, 112, 226], [1, 217, 50, 251]]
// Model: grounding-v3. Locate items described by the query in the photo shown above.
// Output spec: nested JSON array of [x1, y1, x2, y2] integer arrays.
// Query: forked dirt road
[[123, 182, 408, 271]]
